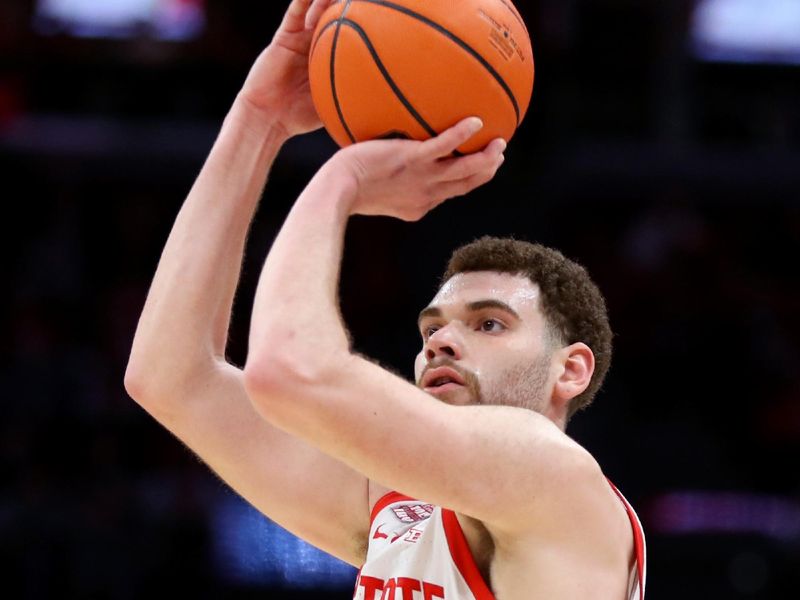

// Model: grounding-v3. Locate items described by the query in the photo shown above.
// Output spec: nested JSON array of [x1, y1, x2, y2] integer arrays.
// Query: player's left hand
[[238, 0, 334, 138], [327, 118, 506, 221]]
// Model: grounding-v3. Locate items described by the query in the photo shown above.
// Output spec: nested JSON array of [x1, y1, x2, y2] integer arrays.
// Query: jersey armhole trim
[[370, 491, 416, 525], [441, 509, 496, 600], [607, 479, 647, 600]]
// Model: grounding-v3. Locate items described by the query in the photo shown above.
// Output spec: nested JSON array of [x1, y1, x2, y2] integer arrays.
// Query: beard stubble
[[418, 355, 551, 413]]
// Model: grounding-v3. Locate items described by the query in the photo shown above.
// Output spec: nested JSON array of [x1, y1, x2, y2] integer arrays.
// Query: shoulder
[[489, 458, 635, 577], [505, 444, 630, 539]]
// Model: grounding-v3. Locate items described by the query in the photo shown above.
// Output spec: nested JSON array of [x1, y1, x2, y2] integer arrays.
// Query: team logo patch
[[392, 503, 434, 523]]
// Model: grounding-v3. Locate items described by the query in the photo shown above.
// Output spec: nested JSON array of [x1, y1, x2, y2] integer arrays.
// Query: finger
[[433, 157, 504, 199], [418, 117, 484, 160], [280, 0, 315, 33], [305, 0, 335, 30], [437, 137, 506, 181], [483, 137, 508, 157]]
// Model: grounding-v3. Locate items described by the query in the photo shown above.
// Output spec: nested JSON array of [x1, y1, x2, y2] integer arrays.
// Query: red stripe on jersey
[[607, 480, 646, 600], [370, 491, 415, 525], [441, 509, 496, 600]]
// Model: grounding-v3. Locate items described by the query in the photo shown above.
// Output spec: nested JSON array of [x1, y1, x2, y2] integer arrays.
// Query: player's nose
[[425, 324, 463, 361]]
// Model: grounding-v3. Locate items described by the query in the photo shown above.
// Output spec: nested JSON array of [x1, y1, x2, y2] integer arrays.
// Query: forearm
[[243, 117, 502, 388], [246, 160, 356, 383], [128, 97, 288, 396]]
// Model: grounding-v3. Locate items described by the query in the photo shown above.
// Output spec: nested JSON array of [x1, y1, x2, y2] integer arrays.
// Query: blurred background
[[1, 0, 799, 598]]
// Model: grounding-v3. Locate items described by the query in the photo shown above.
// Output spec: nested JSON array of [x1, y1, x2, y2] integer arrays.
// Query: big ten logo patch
[[392, 503, 434, 524]]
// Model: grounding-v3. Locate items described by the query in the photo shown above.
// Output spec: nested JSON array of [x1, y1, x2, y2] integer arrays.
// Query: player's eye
[[479, 319, 505, 333], [423, 325, 440, 339]]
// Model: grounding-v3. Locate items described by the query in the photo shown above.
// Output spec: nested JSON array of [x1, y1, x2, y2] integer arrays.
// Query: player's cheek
[[413, 351, 425, 385]]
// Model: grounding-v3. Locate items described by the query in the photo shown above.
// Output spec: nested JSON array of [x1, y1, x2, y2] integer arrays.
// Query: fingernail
[[467, 117, 483, 132]]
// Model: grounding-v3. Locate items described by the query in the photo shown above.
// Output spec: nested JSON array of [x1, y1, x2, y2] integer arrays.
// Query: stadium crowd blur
[[1, 1, 798, 598]]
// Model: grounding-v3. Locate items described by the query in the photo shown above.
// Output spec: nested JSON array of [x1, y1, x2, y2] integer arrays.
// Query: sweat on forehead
[[433, 271, 541, 307]]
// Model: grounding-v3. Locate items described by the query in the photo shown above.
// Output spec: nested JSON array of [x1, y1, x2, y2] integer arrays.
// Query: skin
[[414, 272, 554, 415], [125, 1, 637, 598]]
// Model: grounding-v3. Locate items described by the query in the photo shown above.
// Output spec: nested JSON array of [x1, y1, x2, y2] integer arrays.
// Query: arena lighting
[[648, 491, 800, 541], [33, 0, 205, 41], [209, 492, 357, 589], [691, 0, 800, 65]]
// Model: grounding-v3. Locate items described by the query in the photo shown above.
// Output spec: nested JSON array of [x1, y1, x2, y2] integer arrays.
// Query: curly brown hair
[[441, 236, 612, 420]]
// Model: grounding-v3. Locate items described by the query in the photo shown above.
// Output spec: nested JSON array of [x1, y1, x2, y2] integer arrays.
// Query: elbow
[[243, 346, 348, 411], [244, 321, 353, 418], [242, 354, 304, 421], [124, 349, 201, 413], [124, 356, 151, 405], [124, 357, 177, 422], [241, 358, 276, 402], [124, 334, 164, 405], [124, 355, 178, 416]]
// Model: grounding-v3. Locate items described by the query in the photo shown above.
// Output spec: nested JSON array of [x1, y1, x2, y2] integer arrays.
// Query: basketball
[[308, 0, 534, 155]]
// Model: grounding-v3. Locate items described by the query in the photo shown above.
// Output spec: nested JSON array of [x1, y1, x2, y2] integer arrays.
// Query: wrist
[[309, 157, 361, 217], [230, 93, 292, 146]]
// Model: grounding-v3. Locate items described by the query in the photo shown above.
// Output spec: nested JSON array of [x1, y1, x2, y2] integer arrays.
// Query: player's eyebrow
[[417, 299, 521, 327], [417, 306, 442, 327], [465, 299, 521, 320]]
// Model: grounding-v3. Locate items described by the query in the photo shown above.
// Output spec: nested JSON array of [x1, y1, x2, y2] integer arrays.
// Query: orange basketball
[[308, 0, 534, 155]]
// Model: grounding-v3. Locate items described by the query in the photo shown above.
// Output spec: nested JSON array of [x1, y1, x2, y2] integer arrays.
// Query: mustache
[[417, 358, 476, 388]]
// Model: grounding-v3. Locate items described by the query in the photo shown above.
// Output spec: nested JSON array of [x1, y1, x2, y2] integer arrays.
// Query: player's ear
[[552, 342, 594, 407]]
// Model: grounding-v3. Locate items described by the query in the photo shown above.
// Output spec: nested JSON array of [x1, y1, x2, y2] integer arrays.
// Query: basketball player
[[125, 1, 646, 598]]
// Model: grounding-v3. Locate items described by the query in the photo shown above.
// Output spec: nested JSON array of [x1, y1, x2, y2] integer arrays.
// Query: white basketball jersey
[[353, 481, 647, 600]]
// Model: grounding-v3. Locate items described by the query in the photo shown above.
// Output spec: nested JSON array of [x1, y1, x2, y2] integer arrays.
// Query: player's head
[[414, 236, 612, 427]]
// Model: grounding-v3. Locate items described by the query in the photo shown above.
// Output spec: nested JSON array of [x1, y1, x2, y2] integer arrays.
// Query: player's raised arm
[[124, 0, 372, 567], [243, 120, 625, 539]]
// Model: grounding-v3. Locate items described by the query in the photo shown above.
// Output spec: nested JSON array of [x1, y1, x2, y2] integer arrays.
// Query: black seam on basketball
[[355, 0, 521, 125], [340, 19, 438, 139], [310, 19, 339, 61], [331, 1, 357, 144]]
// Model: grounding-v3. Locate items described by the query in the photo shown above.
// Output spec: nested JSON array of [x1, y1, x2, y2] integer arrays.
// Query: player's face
[[414, 272, 556, 411]]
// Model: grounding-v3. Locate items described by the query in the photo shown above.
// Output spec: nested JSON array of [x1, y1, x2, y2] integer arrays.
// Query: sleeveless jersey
[[353, 481, 647, 600]]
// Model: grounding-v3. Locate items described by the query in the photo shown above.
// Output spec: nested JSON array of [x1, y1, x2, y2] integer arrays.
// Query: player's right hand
[[238, 0, 334, 139], [326, 117, 507, 222]]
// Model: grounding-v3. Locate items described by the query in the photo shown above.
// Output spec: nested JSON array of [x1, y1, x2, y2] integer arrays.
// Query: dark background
[[2, 0, 799, 598]]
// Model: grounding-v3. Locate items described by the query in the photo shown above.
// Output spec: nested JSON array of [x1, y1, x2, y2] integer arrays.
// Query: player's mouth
[[421, 366, 466, 394]]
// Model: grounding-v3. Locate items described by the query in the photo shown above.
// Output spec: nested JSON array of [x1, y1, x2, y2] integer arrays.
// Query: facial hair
[[418, 355, 551, 413], [417, 359, 482, 403], [481, 355, 551, 413]]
